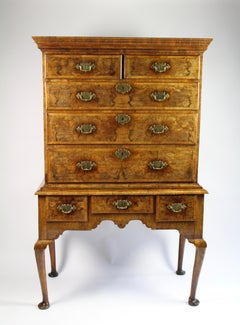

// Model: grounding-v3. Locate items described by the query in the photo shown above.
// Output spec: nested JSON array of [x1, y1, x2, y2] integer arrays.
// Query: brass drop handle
[[57, 204, 76, 214], [149, 124, 169, 134], [151, 91, 170, 102], [76, 160, 96, 171], [116, 114, 131, 125], [113, 199, 132, 210], [76, 91, 96, 102], [151, 62, 171, 73], [148, 160, 168, 170], [75, 62, 96, 72], [167, 203, 187, 213], [76, 124, 96, 134]]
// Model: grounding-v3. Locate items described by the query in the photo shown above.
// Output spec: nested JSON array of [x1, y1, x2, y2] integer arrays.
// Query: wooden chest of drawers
[[33, 37, 211, 309]]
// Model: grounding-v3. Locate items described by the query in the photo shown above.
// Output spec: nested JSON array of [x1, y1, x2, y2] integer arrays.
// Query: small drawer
[[45, 54, 121, 79], [125, 55, 200, 79], [47, 196, 88, 222], [156, 195, 195, 222], [90, 195, 154, 214]]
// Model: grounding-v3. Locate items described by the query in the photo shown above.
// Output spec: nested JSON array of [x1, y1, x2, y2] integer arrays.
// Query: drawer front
[[45, 54, 121, 79], [47, 112, 198, 145], [125, 55, 200, 79], [46, 81, 199, 110], [47, 145, 197, 183], [90, 195, 154, 214], [47, 196, 88, 222], [156, 195, 195, 221]]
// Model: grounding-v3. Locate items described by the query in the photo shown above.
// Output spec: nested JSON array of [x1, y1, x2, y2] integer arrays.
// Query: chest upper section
[[33, 37, 211, 185]]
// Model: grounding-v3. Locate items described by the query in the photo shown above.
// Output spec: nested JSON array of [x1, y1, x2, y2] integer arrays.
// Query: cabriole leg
[[188, 239, 207, 306], [48, 240, 58, 278], [34, 240, 52, 310], [176, 233, 186, 275]]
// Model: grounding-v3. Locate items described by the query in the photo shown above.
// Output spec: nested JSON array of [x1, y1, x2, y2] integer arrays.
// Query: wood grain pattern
[[47, 196, 88, 222], [47, 145, 197, 183], [33, 36, 212, 54], [46, 80, 199, 109], [125, 55, 200, 79], [47, 111, 198, 144], [36, 183, 207, 196], [90, 195, 154, 214], [156, 195, 195, 221], [33, 36, 211, 308], [45, 54, 121, 79]]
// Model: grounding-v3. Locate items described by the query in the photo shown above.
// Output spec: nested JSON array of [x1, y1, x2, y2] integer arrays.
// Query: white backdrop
[[1, 0, 240, 324]]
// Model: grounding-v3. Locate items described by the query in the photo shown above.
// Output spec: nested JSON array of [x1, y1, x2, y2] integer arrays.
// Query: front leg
[[176, 233, 186, 275], [188, 239, 207, 306], [34, 240, 53, 309], [48, 240, 59, 278]]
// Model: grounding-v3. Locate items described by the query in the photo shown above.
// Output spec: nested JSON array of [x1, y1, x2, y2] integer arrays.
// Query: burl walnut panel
[[45, 54, 121, 79], [47, 112, 198, 145], [125, 55, 200, 79], [46, 81, 199, 109], [47, 145, 197, 183]]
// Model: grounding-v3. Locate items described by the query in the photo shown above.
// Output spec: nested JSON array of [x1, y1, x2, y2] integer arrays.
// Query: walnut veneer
[[33, 36, 212, 309]]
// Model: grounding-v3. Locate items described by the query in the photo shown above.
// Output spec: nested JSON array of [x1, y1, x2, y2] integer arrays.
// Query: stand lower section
[[34, 184, 207, 308]]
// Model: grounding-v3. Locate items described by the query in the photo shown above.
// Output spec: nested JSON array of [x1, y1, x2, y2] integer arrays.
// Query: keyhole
[[115, 148, 131, 160], [115, 114, 131, 125]]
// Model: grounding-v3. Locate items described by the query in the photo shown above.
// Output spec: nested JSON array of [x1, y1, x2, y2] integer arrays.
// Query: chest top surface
[[33, 36, 212, 52]]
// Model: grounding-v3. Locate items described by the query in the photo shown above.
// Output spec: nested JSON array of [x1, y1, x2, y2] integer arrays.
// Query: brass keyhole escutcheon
[[115, 83, 132, 94], [115, 114, 131, 125], [115, 148, 131, 160]]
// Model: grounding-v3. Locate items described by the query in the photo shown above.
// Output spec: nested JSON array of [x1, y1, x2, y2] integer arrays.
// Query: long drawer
[[47, 145, 197, 183], [46, 80, 199, 110], [47, 111, 198, 145]]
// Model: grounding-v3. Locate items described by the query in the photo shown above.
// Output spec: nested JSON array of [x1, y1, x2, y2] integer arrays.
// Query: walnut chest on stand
[[33, 36, 212, 309]]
